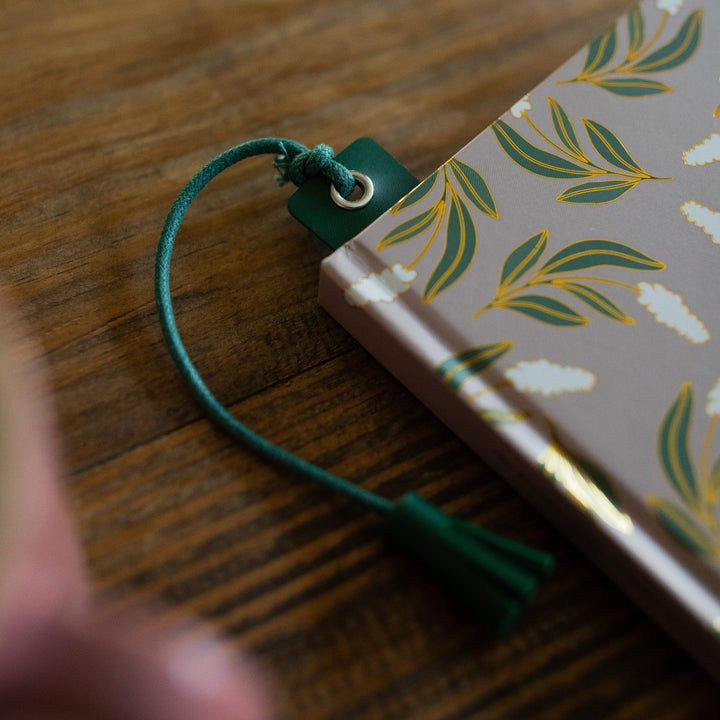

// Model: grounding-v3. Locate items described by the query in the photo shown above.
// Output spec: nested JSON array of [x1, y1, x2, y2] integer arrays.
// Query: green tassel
[[383, 493, 554, 636], [154, 136, 554, 635]]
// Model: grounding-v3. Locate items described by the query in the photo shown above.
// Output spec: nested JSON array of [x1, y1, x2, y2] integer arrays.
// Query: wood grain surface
[[2, 1, 719, 718]]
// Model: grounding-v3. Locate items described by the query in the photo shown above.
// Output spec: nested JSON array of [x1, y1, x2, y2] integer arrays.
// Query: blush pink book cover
[[320, 0, 720, 678]]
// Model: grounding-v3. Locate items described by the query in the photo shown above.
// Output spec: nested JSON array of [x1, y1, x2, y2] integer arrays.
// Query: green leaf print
[[658, 383, 699, 509], [448, 159, 498, 219], [581, 24, 617, 75], [644, 379, 720, 562], [548, 97, 588, 162], [647, 496, 715, 557], [632, 10, 702, 74], [497, 294, 589, 327], [474, 230, 664, 327], [589, 77, 671, 97], [581, 119, 647, 174], [559, 7, 702, 97], [391, 170, 439, 215], [556, 179, 639, 204], [378, 162, 498, 302], [626, 7, 645, 57], [498, 229, 548, 291], [423, 189, 477, 302], [378, 204, 441, 249], [537, 239, 665, 275], [494, 99, 671, 203], [709, 457, 720, 505], [436, 340, 513, 390], [550, 281, 633, 324], [491, 120, 593, 179]]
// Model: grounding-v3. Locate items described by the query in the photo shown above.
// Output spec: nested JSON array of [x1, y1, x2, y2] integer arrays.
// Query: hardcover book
[[318, 0, 720, 677]]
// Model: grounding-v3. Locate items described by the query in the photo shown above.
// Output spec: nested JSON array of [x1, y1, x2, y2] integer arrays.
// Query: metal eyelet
[[330, 171, 374, 210]]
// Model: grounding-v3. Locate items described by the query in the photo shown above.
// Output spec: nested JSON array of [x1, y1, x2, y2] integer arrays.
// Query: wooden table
[[3, 0, 719, 717]]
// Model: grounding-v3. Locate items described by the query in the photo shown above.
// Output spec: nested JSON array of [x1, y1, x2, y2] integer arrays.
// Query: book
[[318, 0, 720, 678]]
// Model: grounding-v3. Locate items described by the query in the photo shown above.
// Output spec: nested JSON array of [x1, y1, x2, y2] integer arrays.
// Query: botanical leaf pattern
[[658, 383, 699, 509], [436, 341, 513, 390], [548, 98, 587, 161], [553, 281, 632, 324], [631, 11, 702, 74], [358, 4, 714, 580], [379, 162, 498, 302], [581, 24, 617, 75], [590, 77, 671, 96], [627, 6, 645, 57], [492, 120, 591, 180], [582, 119, 645, 174], [492, 97, 670, 203], [646, 496, 717, 556], [474, 230, 664, 327], [559, 7, 702, 97], [498, 230, 548, 290], [377, 204, 440, 249], [556, 179, 639, 204], [647, 380, 720, 563], [710, 458, 720, 504], [391, 170, 439, 215], [499, 295, 589, 327], [537, 239, 665, 275], [424, 190, 477, 302], [448, 159, 498, 218]]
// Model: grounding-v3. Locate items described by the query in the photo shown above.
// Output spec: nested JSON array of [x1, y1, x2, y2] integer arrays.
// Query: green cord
[[154, 137, 556, 633], [155, 138, 393, 516]]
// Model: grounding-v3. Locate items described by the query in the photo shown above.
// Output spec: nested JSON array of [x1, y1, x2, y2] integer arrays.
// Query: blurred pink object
[[0, 291, 270, 720]]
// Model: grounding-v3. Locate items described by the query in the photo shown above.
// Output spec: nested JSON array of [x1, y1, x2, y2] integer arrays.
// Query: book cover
[[319, 0, 720, 677]]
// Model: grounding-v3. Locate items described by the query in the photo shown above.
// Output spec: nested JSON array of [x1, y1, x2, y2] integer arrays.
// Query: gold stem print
[[406, 171, 449, 271], [523, 115, 593, 165], [472, 230, 665, 328], [493, 96, 672, 205], [557, 8, 702, 98], [622, 10, 668, 66], [648, 383, 720, 562], [522, 112, 661, 181], [473, 273, 642, 320], [378, 158, 497, 302], [464, 379, 511, 402], [700, 416, 719, 528]]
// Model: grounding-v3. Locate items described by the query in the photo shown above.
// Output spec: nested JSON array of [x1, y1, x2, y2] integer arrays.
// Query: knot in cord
[[154, 135, 555, 631], [274, 143, 355, 198]]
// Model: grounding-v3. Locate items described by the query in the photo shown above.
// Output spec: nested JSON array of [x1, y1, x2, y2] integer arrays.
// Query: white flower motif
[[682, 201, 720, 244], [656, 0, 683, 14], [636, 282, 709, 344], [683, 133, 720, 166], [344, 263, 416, 306], [510, 94, 532, 119], [504, 359, 596, 396], [706, 378, 720, 417]]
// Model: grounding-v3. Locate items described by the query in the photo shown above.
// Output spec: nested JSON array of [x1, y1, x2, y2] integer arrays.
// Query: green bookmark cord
[[155, 138, 389, 516], [155, 137, 554, 635]]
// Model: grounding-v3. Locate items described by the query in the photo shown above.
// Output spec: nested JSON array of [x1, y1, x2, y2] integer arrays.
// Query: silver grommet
[[330, 171, 374, 210]]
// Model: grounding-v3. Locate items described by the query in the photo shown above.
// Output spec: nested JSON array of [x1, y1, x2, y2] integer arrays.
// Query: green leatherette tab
[[288, 137, 418, 250]]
